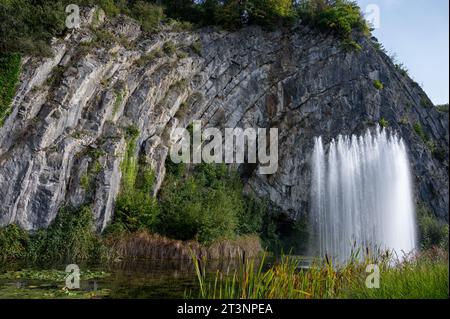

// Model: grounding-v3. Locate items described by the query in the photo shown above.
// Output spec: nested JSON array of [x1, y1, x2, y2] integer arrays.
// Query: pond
[[0, 258, 257, 299], [0, 256, 313, 299]]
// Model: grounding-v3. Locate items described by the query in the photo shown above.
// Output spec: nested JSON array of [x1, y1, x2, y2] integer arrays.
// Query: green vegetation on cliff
[[0, 53, 21, 126], [1, 0, 369, 58], [109, 125, 160, 234], [0, 0, 369, 129]]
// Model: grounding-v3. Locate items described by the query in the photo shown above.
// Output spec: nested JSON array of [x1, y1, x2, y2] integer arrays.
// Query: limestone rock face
[[0, 13, 448, 231]]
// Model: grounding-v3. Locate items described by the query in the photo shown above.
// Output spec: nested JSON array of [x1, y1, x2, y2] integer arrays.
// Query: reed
[[190, 248, 449, 299], [104, 230, 262, 261]]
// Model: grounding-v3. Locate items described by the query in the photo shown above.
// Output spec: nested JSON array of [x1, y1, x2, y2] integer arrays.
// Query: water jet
[[310, 127, 417, 263]]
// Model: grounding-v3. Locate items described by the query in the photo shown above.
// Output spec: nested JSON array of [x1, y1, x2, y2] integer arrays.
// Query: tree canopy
[[0, 0, 369, 57]]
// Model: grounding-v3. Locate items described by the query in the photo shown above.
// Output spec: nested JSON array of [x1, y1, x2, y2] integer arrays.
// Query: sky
[[356, 0, 449, 105]]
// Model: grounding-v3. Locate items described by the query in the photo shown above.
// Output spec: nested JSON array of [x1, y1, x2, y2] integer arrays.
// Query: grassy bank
[[191, 248, 449, 299]]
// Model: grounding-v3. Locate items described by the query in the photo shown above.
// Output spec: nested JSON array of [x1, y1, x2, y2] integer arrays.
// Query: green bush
[[0, 205, 103, 263], [98, 0, 121, 16], [27, 205, 100, 263], [246, 0, 296, 28], [237, 197, 266, 235], [297, 0, 369, 39], [158, 163, 242, 244], [0, 0, 67, 56], [131, 1, 165, 32], [163, 41, 177, 55], [0, 224, 29, 261], [373, 80, 384, 90], [113, 189, 160, 233], [379, 117, 389, 128], [413, 122, 436, 154], [191, 40, 203, 56], [0, 53, 21, 126], [417, 205, 449, 251], [413, 121, 435, 153]]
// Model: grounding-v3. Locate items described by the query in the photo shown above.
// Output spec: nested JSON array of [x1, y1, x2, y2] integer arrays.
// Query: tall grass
[[342, 248, 449, 299], [191, 248, 449, 299]]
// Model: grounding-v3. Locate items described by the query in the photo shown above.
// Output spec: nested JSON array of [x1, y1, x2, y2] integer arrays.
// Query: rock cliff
[[0, 9, 448, 231]]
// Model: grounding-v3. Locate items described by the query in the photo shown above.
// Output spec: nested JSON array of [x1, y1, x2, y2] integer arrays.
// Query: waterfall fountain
[[310, 127, 417, 263]]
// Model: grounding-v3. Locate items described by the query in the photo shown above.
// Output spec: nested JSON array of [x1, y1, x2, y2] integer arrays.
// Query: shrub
[[342, 38, 362, 51], [0, 53, 21, 126], [413, 122, 438, 153], [413, 122, 425, 140], [113, 189, 160, 233], [417, 205, 449, 251], [373, 80, 384, 90], [163, 41, 177, 55], [214, 0, 245, 30], [111, 160, 160, 234], [158, 163, 242, 244], [379, 117, 389, 128], [0, 0, 66, 56], [91, 29, 117, 48], [413, 122, 428, 143], [246, 0, 297, 28], [98, 0, 120, 16], [297, 0, 369, 39], [168, 19, 194, 32], [237, 197, 266, 235], [191, 40, 203, 56], [27, 205, 100, 263], [0, 224, 29, 261], [135, 49, 164, 67], [131, 1, 164, 32]]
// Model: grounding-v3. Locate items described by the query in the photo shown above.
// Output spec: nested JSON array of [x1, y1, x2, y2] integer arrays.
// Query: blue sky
[[356, 0, 449, 104]]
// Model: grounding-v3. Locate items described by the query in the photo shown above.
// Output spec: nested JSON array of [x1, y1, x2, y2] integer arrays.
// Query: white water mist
[[310, 127, 417, 263]]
